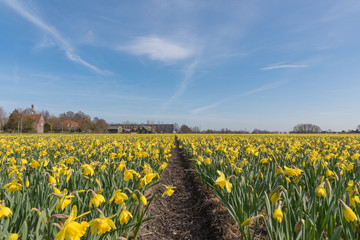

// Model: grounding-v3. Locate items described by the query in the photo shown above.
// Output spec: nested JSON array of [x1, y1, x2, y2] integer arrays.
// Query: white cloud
[[118, 36, 195, 63], [261, 64, 308, 71], [3, 0, 109, 75]]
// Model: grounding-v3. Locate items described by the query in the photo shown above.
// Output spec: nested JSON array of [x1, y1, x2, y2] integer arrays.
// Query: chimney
[[31, 104, 34, 110]]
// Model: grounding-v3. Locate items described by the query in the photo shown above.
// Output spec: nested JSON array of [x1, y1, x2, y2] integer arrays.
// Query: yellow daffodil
[[269, 192, 281, 204], [123, 169, 139, 181], [119, 208, 133, 224], [316, 183, 326, 198], [89, 191, 105, 208], [162, 185, 175, 197], [7, 234, 19, 240], [54, 205, 89, 240], [284, 166, 302, 177], [55, 189, 74, 211], [241, 218, 251, 227], [0, 205, 12, 219], [273, 206, 283, 223], [89, 214, 117, 234], [3, 179, 22, 192], [109, 189, 128, 204], [215, 170, 232, 193], [81, 164, 94, 176], [339, 199, 358, 222]]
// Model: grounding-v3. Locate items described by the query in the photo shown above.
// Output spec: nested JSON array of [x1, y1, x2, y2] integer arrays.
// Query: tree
[[40, 110, 51, 123], [93, 117, 109, 133], [5, 109, 21, 132], [293, 123, 321, 133], [180, 124, 192, 133], [22, 116, 34, 133], [357, 125, 360, 132], [0, 107, 7, 131]]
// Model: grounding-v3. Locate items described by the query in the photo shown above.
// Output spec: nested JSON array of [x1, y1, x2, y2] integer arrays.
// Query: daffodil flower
[[0, 204, 12, 219], [109, 189, 128, 204], [215, 170, 232, 193], [89, 213, 117, 234], [3, 179, 22, 192], [273, 206, 283, 223], [339, 199, 358, 222], [162, 185, 175, 197], [54, 205, 90, 240]]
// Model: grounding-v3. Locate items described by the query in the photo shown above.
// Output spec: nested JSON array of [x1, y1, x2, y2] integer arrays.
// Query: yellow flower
[[29, 160, 41, 169], [123, 169, 139, 181], [140, 195, 147, 206], [3, 179, 22, 192], [89, 214, 116, 234], [48, 176, 57, 185], [273, 206, 283, 223], [339, 199, 358, 222], [162, 185, 176, 197], [241, 218, 251, 227], [349, 194, 360, 208], [55, 189, 74, 211], [109, 189, 128, 204], [7, 234, 19, 240], [215, 170, 232, 193], [89, 193, 105, 208], [316, 185, 326, 198], [0, 205, 12, 219], [81, 164, 94, 176], [284, 166, 302, 177], [159, 162, 167, 170], [269, 192, 281, 204], [55, 206, 89, 240], [119, 208, 133, 224]]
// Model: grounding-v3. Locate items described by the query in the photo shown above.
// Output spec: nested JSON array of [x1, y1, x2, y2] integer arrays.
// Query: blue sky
[[1, 0, 360, 131]]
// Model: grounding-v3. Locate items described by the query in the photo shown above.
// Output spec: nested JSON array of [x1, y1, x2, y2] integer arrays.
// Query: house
[[22, 105, 44, 133], [62, 120, 79, 131]]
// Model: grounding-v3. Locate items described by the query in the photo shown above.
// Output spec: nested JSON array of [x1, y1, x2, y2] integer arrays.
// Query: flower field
[[0, 134, 174, 239], [178, 134, 360, 240], [1, 133, 360, 240]]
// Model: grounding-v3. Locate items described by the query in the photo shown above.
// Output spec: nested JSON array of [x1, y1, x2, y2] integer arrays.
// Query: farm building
[[22, 105, 44, 133], [108, 123, 174, 134]]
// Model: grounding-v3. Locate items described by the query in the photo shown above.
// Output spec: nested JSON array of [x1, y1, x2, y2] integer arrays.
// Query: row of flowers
[[0, 134, 175, 239], [178, 134, 360, 239]]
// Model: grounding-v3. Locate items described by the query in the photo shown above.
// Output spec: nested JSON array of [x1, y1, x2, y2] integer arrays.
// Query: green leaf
[[330, 226, 342, 240]]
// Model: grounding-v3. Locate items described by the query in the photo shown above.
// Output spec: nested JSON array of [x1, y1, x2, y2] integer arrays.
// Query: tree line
[[0, 107, 109, 133]]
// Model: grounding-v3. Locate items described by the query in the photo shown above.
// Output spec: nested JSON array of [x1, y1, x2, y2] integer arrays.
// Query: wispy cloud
[[162, 60, 198, 109], [191, 80, 285, 114], [261, 64, 308, 71], [118, 36, 195, 63], [3, 0, 109, 75]]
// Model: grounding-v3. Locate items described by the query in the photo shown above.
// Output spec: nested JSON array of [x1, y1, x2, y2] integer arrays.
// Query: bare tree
[[293, 123, 321, 133], [0, 107, 7, 131], [93, 117, 109, 133]]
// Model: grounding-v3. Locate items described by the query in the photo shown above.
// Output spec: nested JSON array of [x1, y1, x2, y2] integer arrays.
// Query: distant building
[[22, 105, 44, 133], [108, 123, 174, 134], [62, 120, 79, 131]]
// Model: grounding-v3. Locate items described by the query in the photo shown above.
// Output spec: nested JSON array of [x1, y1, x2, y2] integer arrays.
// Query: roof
[[23, 114, 42, 123]]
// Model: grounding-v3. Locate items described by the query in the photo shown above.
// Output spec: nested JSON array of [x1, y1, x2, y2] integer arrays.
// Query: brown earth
[[137, 138, 241, 240]]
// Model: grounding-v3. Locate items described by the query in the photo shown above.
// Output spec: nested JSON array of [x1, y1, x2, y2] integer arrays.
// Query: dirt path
[[137, 138, 240, 240]]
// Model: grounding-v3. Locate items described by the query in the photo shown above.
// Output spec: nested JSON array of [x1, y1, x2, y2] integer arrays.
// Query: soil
[[137, 138, 241, 240]]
